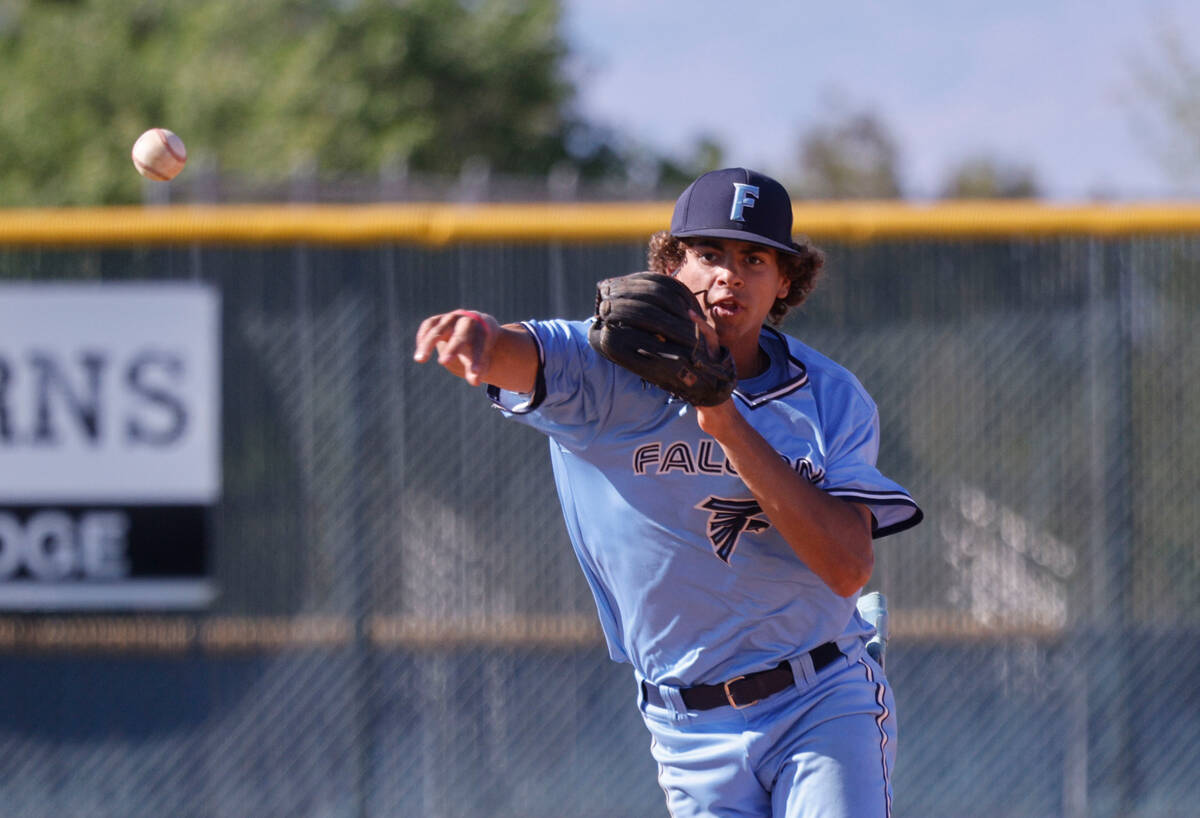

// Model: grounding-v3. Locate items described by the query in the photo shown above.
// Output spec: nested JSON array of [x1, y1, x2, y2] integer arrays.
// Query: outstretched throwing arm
[[413, 309, 539, 394]]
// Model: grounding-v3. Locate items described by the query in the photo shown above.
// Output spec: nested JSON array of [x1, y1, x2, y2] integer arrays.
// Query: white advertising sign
[[0, 283, 220, 610]]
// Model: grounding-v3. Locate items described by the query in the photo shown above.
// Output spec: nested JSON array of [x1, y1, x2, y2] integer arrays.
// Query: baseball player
[[413, 167, 922, 817]]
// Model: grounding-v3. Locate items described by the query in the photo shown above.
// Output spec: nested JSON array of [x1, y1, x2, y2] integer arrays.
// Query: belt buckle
[[722, 675, 757, 709]]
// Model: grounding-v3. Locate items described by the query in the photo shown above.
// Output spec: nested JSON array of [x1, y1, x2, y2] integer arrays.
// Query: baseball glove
[[588, 272, 736, 406]]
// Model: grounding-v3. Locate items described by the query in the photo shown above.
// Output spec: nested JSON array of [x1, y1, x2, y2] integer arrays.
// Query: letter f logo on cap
[[729, 183, 760, 222]]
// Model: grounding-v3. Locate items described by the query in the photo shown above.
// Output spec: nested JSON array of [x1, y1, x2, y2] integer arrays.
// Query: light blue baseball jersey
[[489, 319, 922, 687]]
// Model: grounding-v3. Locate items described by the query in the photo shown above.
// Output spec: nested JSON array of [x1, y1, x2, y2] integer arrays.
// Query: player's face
[[673, 238, 790, 351]]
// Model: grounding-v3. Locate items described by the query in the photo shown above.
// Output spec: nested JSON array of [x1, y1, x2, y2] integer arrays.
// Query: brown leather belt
[[641, 642, 843, 711]]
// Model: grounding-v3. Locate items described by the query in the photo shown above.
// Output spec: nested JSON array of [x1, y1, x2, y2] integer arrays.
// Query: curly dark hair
[[645, 231, 825, 325]]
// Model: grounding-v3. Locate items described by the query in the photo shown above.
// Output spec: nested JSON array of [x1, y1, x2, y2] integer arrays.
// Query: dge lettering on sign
[[0, 510, 130, 580]]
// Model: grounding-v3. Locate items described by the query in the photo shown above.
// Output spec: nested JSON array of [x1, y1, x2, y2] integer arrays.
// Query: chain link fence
[[0, 213, 1198, 817]]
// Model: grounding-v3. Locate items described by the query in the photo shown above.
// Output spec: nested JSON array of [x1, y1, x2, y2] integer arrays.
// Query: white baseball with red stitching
[[131, 128, 188, 181]]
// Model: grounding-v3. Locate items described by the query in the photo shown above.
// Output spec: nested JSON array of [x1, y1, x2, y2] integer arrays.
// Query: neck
[[733, 343, 769, 380]]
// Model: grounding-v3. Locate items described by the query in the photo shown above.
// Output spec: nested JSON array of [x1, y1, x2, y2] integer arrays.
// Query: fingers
[[413, 310, 498, 384], [415, 313, 484, 379], [413, 313, 456, 364], [444, 310, 496, 385], [689, 309, 720, 357]]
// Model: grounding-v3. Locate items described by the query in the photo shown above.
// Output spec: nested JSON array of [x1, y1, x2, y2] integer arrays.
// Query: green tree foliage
[[794, 109, 903, 199], [1125, 24, 1200, 188], [0, 0, 624, 205], [939, 155, 1040, 199], [655, 135, 724, 192]]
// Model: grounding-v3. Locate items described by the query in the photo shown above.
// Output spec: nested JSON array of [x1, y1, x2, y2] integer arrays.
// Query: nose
[[714, 260, 744, 288]]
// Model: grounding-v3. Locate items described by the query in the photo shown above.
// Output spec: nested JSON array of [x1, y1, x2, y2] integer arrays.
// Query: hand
[[689, 309, 720, 358], [687, 309, 737, 423], [413, 309, 501, 386], [686, 309, 742, 432]]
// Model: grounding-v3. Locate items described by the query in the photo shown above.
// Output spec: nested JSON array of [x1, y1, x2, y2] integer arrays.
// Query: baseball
[[131, 128, 187, 181]]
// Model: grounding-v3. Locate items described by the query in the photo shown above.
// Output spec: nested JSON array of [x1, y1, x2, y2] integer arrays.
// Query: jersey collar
[[732, 326, 809, 409]]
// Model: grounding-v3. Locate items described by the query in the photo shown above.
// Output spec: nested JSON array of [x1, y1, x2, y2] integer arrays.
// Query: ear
[[776, 274, 791, 300]]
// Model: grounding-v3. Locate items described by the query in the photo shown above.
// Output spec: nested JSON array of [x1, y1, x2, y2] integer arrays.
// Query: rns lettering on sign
[[0, 348, 189, 449]]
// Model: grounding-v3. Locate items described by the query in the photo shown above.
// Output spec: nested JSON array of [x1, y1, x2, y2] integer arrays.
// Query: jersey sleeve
[[486, 319, 617, 449], [820, 378, 923, 539]]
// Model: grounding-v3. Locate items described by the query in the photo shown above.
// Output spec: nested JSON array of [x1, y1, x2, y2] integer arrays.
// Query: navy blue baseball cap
[[670, 167, 801, 256]]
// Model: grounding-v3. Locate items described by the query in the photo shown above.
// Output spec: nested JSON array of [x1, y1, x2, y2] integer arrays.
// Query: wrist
[[695, 400, 742, 437]]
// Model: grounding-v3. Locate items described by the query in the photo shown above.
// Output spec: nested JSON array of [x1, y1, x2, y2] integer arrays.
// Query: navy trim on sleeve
[[827, 488, 916, 504], [872, 506, 924, 539], [827, 488, 924, 540]]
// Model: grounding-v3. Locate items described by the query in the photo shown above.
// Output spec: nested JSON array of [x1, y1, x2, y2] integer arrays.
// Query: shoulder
[[517, 317, 597, 369], [521, 317, 592, 347], [509, 317, 671, 427]]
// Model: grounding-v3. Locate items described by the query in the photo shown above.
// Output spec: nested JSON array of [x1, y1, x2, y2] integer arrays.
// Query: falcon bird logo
[[697, 497, 771, 563]]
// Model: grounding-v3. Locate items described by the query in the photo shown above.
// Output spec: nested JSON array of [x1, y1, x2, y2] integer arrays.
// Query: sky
[[560, 0, 1200, 200]]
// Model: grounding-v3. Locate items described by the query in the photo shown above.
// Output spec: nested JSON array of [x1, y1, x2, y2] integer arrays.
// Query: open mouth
[[709, 296, 741, 318]]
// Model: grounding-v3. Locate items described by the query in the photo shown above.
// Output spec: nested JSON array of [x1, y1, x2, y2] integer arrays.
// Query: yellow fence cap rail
[[0, 203, 670, 247], [791, 200, 1200, 240], [3, 201, 1200, 246]]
